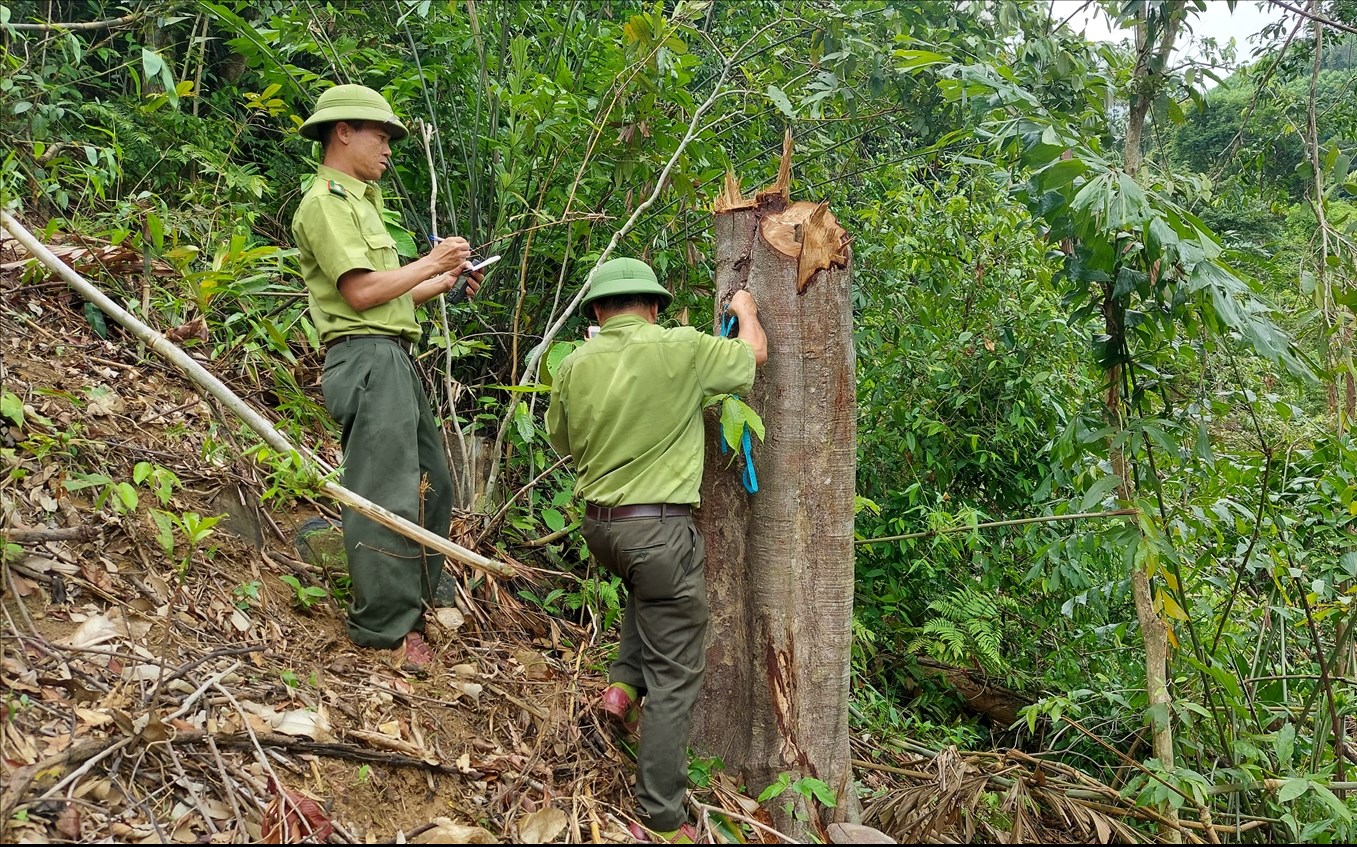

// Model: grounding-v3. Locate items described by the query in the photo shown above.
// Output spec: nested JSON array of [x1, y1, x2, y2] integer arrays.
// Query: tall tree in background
[[1114, 3, 1188, 838]]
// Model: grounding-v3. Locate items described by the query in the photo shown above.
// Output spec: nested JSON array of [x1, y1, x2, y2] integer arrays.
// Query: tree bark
[[693, 137, 856, 838]]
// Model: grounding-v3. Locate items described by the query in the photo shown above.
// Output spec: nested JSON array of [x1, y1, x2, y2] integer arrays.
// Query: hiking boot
[[600, 683, 642, 735], [392, 631, 435, 675], [627, 822, 698, 843]]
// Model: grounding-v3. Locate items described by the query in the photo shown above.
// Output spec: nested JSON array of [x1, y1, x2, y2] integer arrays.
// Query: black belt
[[327, 334, 412, 354], [585, 503, 691, 521]]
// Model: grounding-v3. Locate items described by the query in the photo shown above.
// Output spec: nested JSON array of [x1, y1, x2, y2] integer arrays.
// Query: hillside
[[0, 225, 638, 843], [1, 226, 1177, 845]]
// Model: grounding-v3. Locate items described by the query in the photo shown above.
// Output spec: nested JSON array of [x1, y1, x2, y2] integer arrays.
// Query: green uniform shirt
[[546, 314, 756, 507], [292, 164, 420, 343]]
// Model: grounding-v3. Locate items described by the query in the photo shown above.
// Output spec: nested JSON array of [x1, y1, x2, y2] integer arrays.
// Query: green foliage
[[278, 574, 329, 611], [687, 754, 724, 789], [151, 510, 223, 577], [133, 461, 181, 507], [906, 586, 1013, 676], [1, 391, 25, 428], [250, 447, 328, 502], [63, 472, 138, 515], [232, 580, 262, 610], [757, 772, 837, 821], [704, 393, 765, 452]]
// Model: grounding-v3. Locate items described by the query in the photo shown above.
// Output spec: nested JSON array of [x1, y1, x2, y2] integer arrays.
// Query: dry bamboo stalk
[[1, 211, 515, 580]]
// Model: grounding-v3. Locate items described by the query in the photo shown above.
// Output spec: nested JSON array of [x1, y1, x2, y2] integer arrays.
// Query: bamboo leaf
[[1307, 782, 1353, 821]]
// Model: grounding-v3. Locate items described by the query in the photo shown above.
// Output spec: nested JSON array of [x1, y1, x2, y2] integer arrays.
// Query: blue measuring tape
[[720, 313, 759, 494]]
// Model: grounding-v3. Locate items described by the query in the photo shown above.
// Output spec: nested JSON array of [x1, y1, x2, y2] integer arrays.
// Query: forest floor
[[1, 228, 1178, 844]]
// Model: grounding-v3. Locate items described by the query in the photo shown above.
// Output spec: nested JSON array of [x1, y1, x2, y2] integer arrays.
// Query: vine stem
[[854, 508, 1137, 545], [417, 119, 475, 506], [517, 21, 781, 387]]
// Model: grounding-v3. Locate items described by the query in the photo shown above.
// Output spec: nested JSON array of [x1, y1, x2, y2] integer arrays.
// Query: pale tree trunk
[[1305, 2, 1341, 427], [693, 135, 856, 838], [1304, 2, 1356, 766], [1119, 5, 1180, 841]]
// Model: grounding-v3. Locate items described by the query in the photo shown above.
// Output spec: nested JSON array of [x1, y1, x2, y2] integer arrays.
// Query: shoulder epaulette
[[327, 180, 347, 198]]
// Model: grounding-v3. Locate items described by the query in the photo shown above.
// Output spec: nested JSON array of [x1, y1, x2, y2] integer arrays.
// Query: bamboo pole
[[1, 211, 516, 580]]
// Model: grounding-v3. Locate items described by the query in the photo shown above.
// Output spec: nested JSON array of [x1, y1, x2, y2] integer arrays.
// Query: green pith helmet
[[299, 84, 408, 141], [580, 258, 673, 316]]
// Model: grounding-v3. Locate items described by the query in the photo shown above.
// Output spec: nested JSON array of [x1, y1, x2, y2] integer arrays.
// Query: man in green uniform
[[546, 258, 767, 842], [292, 84, 484, 671]]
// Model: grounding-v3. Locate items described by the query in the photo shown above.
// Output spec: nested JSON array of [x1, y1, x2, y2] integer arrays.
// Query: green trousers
[[582, 513, 707, 832], [322, 337, 452, 648]]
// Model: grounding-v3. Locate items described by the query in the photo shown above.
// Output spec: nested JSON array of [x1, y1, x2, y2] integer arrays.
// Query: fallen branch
[[912, 657, 1033, 726], [1, 526, 96, 543], [2, 210, 516, 581], [855, 509, 1138, 546], [0, 738, 121, 819], [174, 730, 476, 776]]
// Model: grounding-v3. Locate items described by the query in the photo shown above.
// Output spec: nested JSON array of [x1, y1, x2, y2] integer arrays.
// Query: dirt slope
[[0, 234, 636, 844]]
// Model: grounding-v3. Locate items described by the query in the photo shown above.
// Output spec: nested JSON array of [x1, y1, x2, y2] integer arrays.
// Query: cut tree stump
[[693, 132, 855, 836]]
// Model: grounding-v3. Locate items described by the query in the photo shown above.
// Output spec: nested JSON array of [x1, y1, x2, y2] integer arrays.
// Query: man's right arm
[[727, 290, 768, 366], [338, 237, 472, 312]]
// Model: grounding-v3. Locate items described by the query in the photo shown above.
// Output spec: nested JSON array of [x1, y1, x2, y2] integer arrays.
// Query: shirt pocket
[[361, 229, 398, 270]]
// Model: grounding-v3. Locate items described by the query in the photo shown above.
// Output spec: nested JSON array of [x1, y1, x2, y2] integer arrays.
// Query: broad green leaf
[[894, 49, 950, 71], [1079, 474, 1121, 511], [513, 401, 534, 444], [1145, 701, 1170, 733], [1275, 721, 1295, 766], [1276, 777, 1310, 803], [151, 510, 175, 557], [720, 396, 745, 452], [542, 508, 565, 533], [141, 47, 165, 81], [800, 777, 837, 807], [114, 482, 139, 513], [741, 400, 765, 442], [766, 85, 794, 118], [1, 391, 23, 427], [384, 221, 418, 259], [1308, 782, 1353, 821], [544, 340, 581, 383]]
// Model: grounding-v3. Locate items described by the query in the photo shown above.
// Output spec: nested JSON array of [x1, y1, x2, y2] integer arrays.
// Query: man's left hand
[[463, 269, 483, 300], [429, 270, 483, 300]]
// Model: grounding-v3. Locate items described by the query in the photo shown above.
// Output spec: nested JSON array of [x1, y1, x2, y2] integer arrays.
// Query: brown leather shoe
[[627, 822, 698, 843], [600, 684, 641, 734]]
